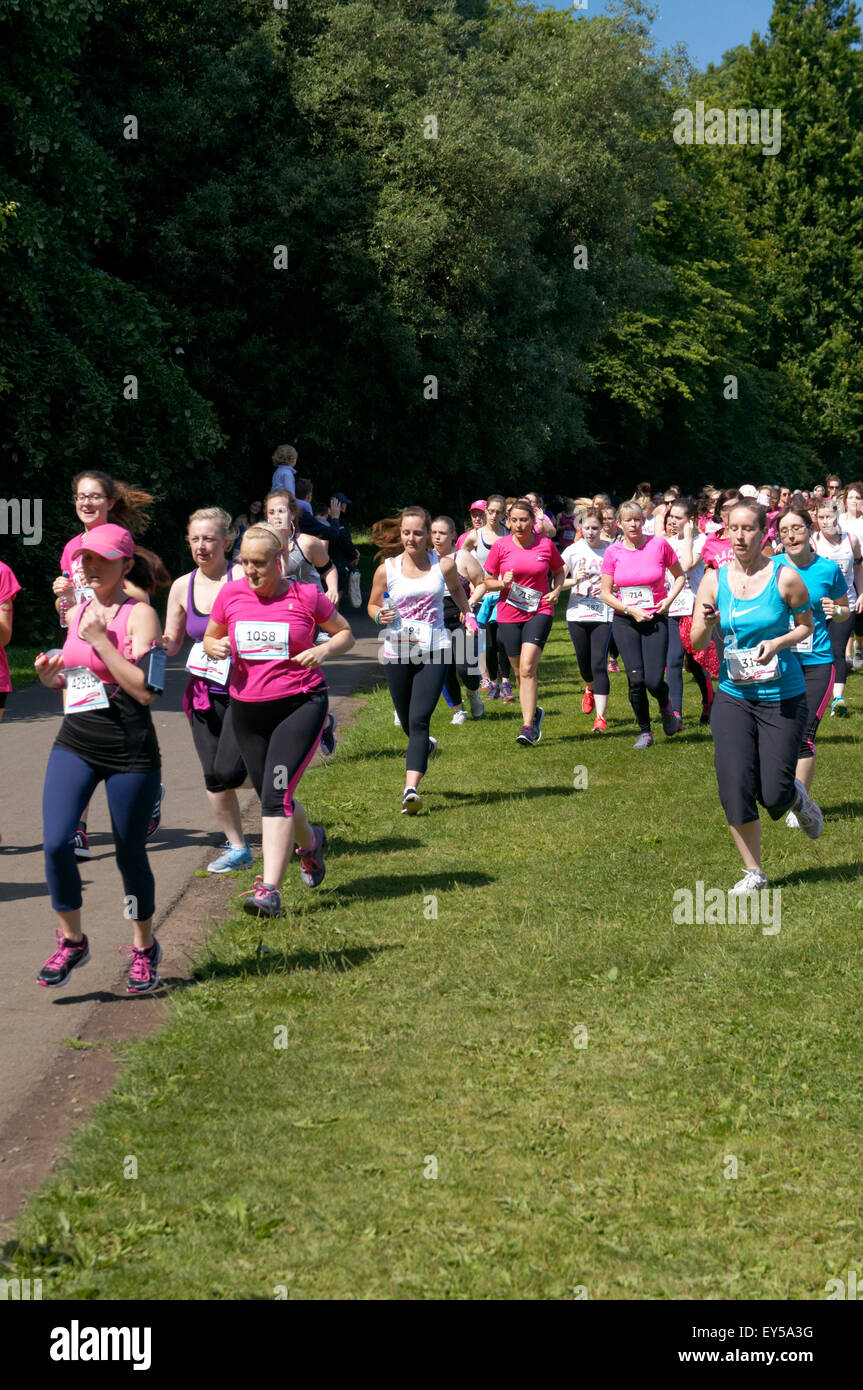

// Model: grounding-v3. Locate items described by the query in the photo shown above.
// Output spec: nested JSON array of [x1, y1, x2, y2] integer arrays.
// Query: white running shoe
[[468, 690, 485, 719], [394, 709, 401, 727], [729, 869, 768, 895], [785, 811, 799, 830], [853, 648, 863, 672], [792, 779, 824, 839], [428, 735, 438, 757], [401, 788, 422, 815], [451, 710, 467, 725]]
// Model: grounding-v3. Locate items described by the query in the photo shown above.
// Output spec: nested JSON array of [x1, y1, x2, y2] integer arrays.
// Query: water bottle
[[383, 589, 401, 633], [59, 571, 70, 628]]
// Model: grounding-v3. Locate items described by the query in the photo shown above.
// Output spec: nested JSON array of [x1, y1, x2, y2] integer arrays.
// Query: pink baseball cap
[[72, 523, 135, 560], [469, 499, 487, 512]]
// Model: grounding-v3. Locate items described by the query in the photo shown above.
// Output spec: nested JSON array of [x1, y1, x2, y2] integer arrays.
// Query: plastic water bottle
[[383, 590, 401, 633], [59, 571, 70, 628]]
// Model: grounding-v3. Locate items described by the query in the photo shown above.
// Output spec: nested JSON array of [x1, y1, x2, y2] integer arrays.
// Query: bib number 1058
[[235, 621, 290, 661]]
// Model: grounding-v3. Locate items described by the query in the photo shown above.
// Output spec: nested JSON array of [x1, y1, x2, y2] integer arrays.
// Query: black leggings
[[829, 617, 849, 683], [229, 689, 328, 817], [386, 659, 447, 774], [190, 692, 246, 792], [611, 613, 670, 731], [443, 603, 481, 704], [567, 621, 611, 696], [480, 619, 512, 682], [800, 662, 834, 758], [711, 689, 806, 825], [667, 617, 710, 715]]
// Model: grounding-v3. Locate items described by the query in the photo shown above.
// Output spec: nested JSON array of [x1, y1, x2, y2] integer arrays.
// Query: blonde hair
[[188, 506, 237, 545], [242, 523, 285, 556], [272, 444, 297, 468], [617, 500, 645, 523]]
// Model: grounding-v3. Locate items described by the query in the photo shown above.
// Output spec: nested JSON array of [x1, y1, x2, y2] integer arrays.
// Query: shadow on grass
[[819, 801, 863, 818], [196, 942, 399, 982], [771, 863, 863, 888], [327, 836, 424, 855], [436, 787, 572, 805]]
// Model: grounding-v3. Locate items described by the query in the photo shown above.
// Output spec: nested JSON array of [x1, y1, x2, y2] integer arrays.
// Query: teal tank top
[[717, 564, 805, 701]]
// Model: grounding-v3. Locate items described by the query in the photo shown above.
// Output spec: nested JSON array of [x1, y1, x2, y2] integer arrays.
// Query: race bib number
[[789, 616, 813, 654], [186, 640, 231, 685], [725, 647, 780, 684], [63, 666, 109, 713], [399, 618, 433, 649], [74, 585, 97, 604], [507, 581, 542, 613], [235, 621, 290, 661], [620, 585, 655, 612], [669, 587, 695, 617], [570, 596, 605, 621]]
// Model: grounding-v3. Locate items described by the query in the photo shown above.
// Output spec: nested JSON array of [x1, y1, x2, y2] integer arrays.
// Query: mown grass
[[5, 621, 863, 1299], [5, 645, 41, 691]]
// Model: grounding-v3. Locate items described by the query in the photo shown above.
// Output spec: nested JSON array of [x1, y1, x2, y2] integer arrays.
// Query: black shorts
[[189, 692, 247, 792], [498, 613, 554, 659], [711, 688, 807, 825], [800, 662, 834, 758], [0, 691, 7, 709]]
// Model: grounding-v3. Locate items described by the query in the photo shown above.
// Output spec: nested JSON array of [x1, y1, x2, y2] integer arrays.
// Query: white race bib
[[74, 585, 97, 604], [63, 666, 109, 713], [620, 585, 655, 612], [235, 621, 290, 661], [569, 596, 606, 622], [399, 618, 433, 648], [725, 647, 779, 684], [789, 616, 813, 654], [669, 587, 695, 617], [507, 581, 542, 613], [186, 640, 231, 685]]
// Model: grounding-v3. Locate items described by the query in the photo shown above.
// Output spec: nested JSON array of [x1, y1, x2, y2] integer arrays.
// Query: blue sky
[[552, 1, 776, 70]]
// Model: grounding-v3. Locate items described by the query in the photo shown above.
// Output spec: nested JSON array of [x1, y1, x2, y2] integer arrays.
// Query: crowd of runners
[[1, 467, 860, 995]]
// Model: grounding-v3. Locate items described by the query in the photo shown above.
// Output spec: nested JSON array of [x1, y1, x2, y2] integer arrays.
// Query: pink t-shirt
[[484, 535, 565, 623], [0, 560, 22, 692], [701, 536, 734, 570], [601, 536, 677, 612], [210, 578, 336, 701]]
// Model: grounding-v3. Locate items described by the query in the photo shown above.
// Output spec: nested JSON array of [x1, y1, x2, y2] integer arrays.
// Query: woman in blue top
[[773, 506, 849, 827], [691, 501, 821, 896]]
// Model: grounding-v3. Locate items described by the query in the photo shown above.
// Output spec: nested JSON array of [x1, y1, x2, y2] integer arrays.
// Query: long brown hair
[[72, 470, 154, 535], [372, 506, 431, 561]]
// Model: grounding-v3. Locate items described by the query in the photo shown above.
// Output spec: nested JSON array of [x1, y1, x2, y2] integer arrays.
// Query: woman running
[[368, 507, 479, 811], [840, 482, 863, 673], [813, 498, 863, 714], [461, 495, 514, 700], [0, 555, 21, 847], [163, 507, 251, 873], [691, 501, 821, 895], [483, 498, 565, 746], [773, 507, 849, 820], [430, 516, 486, 724], [663, 499, 714, 724], [456, 502, 487, 551], [34, 526, 166, 993], [600, 500, 686, 748], [561, 508, 612, 732], [203, 524, 355, 915]]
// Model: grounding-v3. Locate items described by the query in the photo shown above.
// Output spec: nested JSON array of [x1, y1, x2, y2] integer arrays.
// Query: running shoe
[[660, 703, 681, 737], [499, 679, 515, 702], [517, 724, 539, 746], [830, 696, 848, 717], [484, 681, 500, 701], [320, 712, 338, 755], [700, 702, 712, 725], [785, 811, 799, 829], [792, 780, 824, 839], [479, 676, 491, 693], [296, 825, 326, 887], [394, 709, 402, 726], [729, 869, 768, 895], [581, 688, 595, 714], [121, 939, 163, 995], [240, 876, 282, 917], [607, 658, 619, 674], [207, 843, 254, 873], [468, 690, 485, 719], [853, 648, 863, 672], [401, 787, 422, 814], [37, 931, 90, 988], [533, 706, 545, 742], [73, 826, 92, 860], [146, 784, 166, 840], [428, 735, 438, 757], [451, 709, 468, 725], [592, 715, 607, 733], [633, 732, 654, 749]]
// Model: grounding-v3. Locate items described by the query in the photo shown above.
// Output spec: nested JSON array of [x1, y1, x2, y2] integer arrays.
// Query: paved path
[[0, 612, 382, 1221]]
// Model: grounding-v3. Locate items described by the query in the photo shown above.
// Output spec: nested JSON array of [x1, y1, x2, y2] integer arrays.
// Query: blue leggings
[[43, 746, 160, 918]]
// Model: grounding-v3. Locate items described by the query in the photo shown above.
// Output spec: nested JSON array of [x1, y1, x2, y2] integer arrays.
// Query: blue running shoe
[[208, 844, 254, 874]]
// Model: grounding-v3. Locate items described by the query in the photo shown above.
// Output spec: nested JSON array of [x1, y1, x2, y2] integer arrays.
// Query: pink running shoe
[[240, 875, 282, 917], [37, 930, 90, 988], [121, 939, 163, 994]]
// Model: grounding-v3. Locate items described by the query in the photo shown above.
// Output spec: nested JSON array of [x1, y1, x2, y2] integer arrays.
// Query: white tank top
[[383, 551, 451, 656], [814, 532, 857, 602]]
